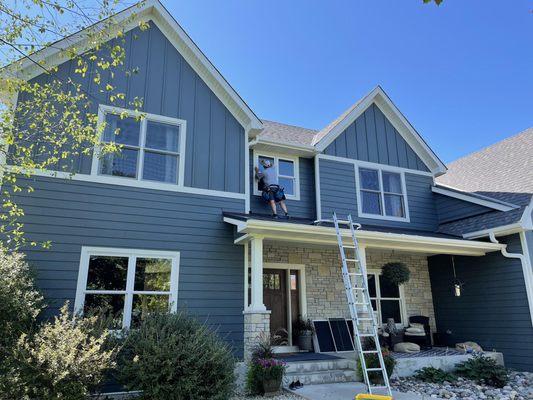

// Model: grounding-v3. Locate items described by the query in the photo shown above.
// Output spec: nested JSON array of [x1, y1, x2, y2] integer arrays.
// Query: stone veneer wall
[[243, 311, 270, 361], [263, 243, 437, 331]]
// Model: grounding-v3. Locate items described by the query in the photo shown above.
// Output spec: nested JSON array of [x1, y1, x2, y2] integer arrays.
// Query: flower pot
[[261, 376, 282, 397], [297, 330, 314, 351]]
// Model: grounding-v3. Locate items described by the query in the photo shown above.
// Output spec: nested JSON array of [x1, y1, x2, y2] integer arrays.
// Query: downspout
[[489, 231, 533, 327]]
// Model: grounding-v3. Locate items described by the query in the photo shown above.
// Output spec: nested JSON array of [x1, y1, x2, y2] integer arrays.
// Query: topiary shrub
[[381, 262, 411, 286], [118, 311, 235, 400], [0, 303, 117, 400], [415, 367, 457, 383], [0, 251, 44, 353], [455, 355, 509, 388], [356, 347, 396, 384]]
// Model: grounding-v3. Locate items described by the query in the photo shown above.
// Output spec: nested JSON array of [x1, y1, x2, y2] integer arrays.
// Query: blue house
[[4, 0, 533, 375]]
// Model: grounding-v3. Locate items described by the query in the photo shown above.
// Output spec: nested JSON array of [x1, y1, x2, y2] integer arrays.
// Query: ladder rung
[[357, 333, 375, 337], [347, 272, 363, 276], [366, 368, 383, 372], [352, 287, 365, 290], [345, 258, 359, 262], [343, 245, 356, 249], [362, 350, 380, 354], [358, 317, 374, 321]]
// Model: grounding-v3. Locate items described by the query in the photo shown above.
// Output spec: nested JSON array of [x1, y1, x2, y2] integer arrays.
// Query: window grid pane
[[100, 112, 181, 184], [359, 168, 407, 219]]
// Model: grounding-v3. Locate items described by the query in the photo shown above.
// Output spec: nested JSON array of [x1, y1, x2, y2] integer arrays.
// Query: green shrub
[[118, 311, 235, 400], [0, 303, 117, 400], [455, 355, 509, 388], [415, 367, 457, 383], [357, 347, 396, 384], [0, 251, 44, 353]]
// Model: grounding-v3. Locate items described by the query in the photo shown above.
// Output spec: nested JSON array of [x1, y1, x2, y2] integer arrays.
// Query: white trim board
[[74, 246, 180, 329], [6, 0, 263, 135], [313, 86, 447, 177], [432, 185, 517, 212]]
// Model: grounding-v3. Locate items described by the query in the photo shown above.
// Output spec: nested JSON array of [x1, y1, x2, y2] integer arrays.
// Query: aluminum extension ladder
[[332, 212, 392, 397]]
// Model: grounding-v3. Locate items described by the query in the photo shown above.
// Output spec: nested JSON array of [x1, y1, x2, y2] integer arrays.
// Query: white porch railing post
[[249, 236, 266, 312]]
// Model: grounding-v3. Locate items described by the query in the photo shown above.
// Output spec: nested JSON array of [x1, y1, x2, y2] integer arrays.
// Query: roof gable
[[7, 0, 263, 134], [314, 86, 447, 176]]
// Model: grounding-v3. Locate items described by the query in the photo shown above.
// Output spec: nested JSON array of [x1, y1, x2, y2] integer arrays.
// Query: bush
[[455, 355, 509, 388], [357, 347, 396, 384], [0, 303, 117, 400], [0, 251, 44, 352], [118, 311, 235, 400], [415, 367, 457, 383]]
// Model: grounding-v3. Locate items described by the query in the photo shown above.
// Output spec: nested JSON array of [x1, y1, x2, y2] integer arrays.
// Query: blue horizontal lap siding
[[434, 194, 492, 223], [428, 234, 533, 371], [12, 177, 245, 356], [249, 153, 316, 219], [23, 23, 245, 193], [319, 159, 438, 230], [323, 104, 430, 173]]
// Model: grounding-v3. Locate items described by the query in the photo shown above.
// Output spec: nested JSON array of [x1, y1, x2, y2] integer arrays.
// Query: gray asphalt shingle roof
[[259, 120, 317, 146], [436, 128, 533, 235]]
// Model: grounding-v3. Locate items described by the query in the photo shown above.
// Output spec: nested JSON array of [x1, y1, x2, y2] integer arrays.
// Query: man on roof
[[255, 159, 290, 219]]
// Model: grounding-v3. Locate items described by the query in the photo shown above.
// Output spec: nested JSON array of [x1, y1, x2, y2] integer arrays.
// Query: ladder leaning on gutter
[[330, 212, 393, 397]]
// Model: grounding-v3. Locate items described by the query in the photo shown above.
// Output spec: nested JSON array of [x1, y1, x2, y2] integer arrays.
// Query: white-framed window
[[253, 152, 300, 199], [91, 105, 186, 187], [74, 247, 180, 329], [367, 271, 406, 326], [356, 166, 409, 221]]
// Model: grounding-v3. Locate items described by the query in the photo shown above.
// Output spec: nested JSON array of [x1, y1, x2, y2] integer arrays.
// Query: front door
[[263, 269, 288, 341]]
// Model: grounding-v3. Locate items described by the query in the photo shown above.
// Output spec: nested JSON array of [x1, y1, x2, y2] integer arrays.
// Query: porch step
[[283, 358, 359, 385]]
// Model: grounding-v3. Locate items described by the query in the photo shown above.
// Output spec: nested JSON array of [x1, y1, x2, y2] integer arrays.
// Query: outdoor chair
[[404, 315, 432, 349]]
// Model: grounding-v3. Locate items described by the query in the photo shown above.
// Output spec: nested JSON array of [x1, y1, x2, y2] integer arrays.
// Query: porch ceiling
[[224, 216, 506, 256]]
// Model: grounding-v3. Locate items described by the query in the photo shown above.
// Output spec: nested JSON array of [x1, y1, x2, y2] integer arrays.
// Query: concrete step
[[284, 358, 356, 374], [284, 368, 358, 385]]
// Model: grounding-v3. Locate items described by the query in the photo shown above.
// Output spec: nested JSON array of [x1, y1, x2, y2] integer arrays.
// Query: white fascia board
[[224, 218, 505, 255], [463, 223, 524, 239], [314, 86, 447, 177], [520, 197, 533, 230], [8, 0, 263, 135], [432, 186, 517, 212], [249, 138, 316, 157]]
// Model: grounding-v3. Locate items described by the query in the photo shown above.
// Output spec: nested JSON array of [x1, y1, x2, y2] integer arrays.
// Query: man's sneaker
[[271, 214, 278, 219]]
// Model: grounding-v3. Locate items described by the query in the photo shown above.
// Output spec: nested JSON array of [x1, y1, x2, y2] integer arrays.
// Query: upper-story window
[[253, 152, 300, 200], [93, 105, 186, 186], [357, 167, 409, 221]]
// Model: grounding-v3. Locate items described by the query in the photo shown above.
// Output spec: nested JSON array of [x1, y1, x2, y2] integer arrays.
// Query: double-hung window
[[95, 106, 185, 185], [367, 272, 405, 326], [358, 167, 408, 220], [74, 247, 180, 329], [254, 153, 299, 199]]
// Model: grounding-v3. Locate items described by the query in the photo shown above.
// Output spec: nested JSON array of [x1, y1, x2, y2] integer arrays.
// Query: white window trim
[[367, 269, 407, 327], [355, 164, 411, 223], [253, 150, 300, 200], [91, 104, 187, 187], [74, 246, 180, 329]]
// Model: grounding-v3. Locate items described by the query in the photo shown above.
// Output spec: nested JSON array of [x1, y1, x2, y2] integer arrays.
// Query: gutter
[[489, 231, 533, 327]]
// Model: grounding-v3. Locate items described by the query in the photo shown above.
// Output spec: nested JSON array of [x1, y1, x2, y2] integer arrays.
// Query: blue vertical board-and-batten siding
[[318, 158, 438, 231], [11, 176, 246, 356], [21, 23, 245, 193], [428, 234, 533, 372], [249, 152, 316, 219], [434, 194, 492, 224], [323, 104, 429, 172]]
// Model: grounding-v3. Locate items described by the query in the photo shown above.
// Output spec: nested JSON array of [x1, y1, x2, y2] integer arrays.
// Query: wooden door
[[263, 269, 287, 339]]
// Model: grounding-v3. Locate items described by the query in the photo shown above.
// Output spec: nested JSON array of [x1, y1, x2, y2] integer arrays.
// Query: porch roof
[[223, 212, 506, 256]]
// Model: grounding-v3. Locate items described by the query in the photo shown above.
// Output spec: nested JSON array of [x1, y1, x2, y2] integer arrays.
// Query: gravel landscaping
[[392, 371, 533, 400]]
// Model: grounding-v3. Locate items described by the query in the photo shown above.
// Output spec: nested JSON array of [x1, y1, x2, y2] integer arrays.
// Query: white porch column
[[249, 236, 266, 312]]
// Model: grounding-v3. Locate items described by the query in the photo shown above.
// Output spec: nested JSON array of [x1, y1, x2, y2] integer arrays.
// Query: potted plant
[[357, 346, 396, 384], [293, 317, 314, 352], [256, 357, 286, 396], [381, 262, 411, 286]]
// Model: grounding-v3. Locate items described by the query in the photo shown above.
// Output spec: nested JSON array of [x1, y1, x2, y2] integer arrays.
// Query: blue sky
[[164, 0, 533, 163]]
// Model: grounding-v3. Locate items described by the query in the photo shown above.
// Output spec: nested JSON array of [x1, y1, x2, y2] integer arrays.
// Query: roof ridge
[[261, 119, 318, 133]]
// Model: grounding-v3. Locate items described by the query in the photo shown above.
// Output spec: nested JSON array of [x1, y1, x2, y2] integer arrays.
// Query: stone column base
[[243, 310, 271, 362]]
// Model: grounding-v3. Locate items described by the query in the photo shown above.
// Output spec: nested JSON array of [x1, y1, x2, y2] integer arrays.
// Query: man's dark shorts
[[262, 185, 286, 203]]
